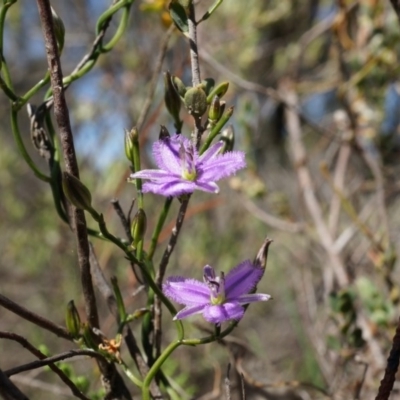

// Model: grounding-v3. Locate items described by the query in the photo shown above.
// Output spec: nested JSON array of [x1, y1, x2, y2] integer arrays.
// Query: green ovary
[[210, 294, 225, 305], [181, 169, 197, 181]]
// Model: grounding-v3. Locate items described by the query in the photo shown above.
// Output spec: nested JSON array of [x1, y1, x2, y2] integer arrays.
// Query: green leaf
[[169, 2, 188, 34]]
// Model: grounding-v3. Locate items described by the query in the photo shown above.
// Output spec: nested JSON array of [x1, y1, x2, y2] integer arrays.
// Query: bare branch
[[0, 293, 71, 340], [0, 331, 90, 400]]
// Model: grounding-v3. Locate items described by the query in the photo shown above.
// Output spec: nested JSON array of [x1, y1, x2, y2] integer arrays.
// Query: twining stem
[[10, 109, 51, 182]]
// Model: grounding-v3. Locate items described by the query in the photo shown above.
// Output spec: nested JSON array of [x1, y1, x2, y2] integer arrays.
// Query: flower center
[[179, 141, 197, 181], [204, 266, 226, 305]]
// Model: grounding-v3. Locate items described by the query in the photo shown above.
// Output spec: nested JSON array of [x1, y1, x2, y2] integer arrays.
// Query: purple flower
[[130, 134, 246, 197], [163, 261, 271, 324]]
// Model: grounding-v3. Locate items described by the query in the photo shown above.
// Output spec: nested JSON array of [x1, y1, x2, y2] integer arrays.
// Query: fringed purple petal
[[153, 135, 184, 174], [142, 179, 196, 196], [130, 169, 176, 181], [197, 151, 246, 182], [194, 180, 220, 194], [225, 260, 263, 299], [198, 141, 224, 164], [174, 304, 206, 320], [163, 276, 210, 306], [237, 293, 271, 305], [203, 302, 244, 324]]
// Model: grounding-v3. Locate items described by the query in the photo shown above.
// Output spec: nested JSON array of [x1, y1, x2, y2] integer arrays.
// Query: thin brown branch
[[375, 317, 400, 400], [0, 332, 90, 400], [36, 2, 131, 398], [281, 79, 349, 288], [136, 24, 174, 131], [154, 197, 190, 359], [5, 349, 107, 377], [36, 0, 99, 329], [89, 242, 118, 318], [0, 293, 71, 340], [111, 199, 133, 243], [0, 369, 30, 400]]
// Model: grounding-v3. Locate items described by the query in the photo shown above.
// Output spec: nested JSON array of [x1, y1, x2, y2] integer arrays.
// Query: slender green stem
[[142, 321, 238, 398], [142, 340, 181, 400], [148, 197, 173, 260], [198, 0, 224, 23], [18, 73, 50, 109], [0, 74, 17, 100], [111, 277, 127, 327], [0, 0, 16, 90], [101, 4, 132, 52], [200, 106, 233, 154], [10, 109, 51, 182], [120, 360, 143, 387], [95, 0, 131, 35]]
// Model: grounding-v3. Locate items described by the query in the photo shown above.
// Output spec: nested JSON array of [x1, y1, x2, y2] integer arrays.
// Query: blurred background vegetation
[[2, 0, 400, 399]]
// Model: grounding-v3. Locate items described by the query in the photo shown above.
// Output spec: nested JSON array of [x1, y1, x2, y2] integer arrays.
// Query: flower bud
[[82, 323, 98, 350], [220, 125, 235, 153], [201, 78, 215, 95], [124, 129, 134, 163], [253, 238, 273, 270], [65, 300, 81, 339], [208, 95, 221, 123], [131, 208, 147, 248], [159, 125, 171, 140], [164, 71, 181, 121], [51, 7, 65, 53], [184, 86, 208, 117], [62, 171, 93, 211], [206, 81, 229, 104], [172, 75, 187, 99]]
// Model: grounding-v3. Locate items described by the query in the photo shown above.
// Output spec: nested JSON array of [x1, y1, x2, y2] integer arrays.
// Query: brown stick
[[0, 293, 71, 340], [375, 317, 400, 400], [0, 332, 90, 400], [36, 2, 131, 398]]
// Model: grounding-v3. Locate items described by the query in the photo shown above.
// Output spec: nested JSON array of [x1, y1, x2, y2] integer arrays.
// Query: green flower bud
[[201, 78, 215, 95], [184, 86, 208, 117], [82, 323, 98, 350], [218, 101, 226, 119], [220, 125, 235, 153], [124, 129, 134, 163], [206, 81, 229, 104], [131, 208, 147, 248], [51, 7, 65, 53], [172, 76, 187, 99], [164, 71, 181, 121], [65, 300, 81, 339], [159, 125, 171, 140], [62, 172, 92, 211], [208, 95, 221, 123]]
